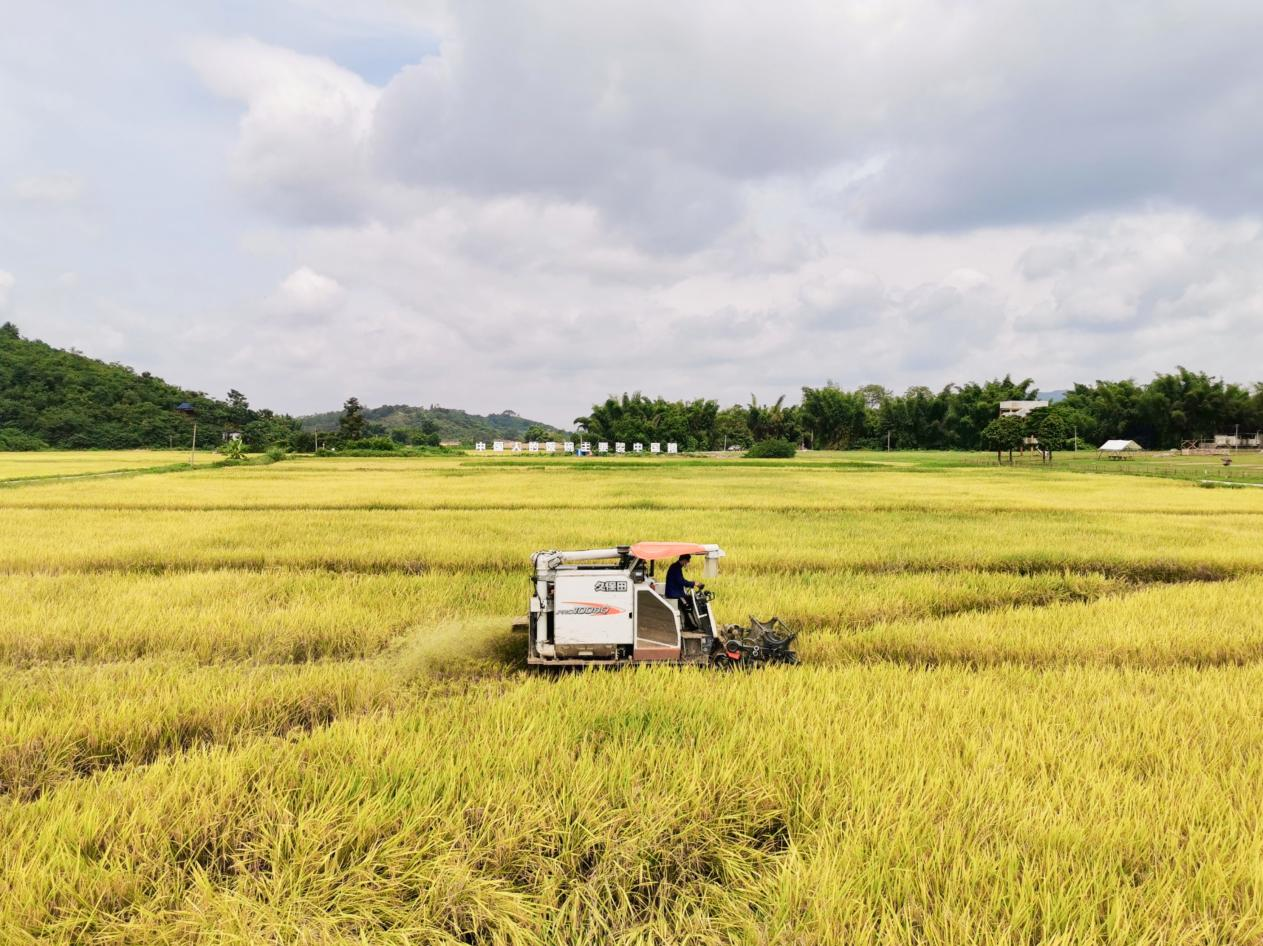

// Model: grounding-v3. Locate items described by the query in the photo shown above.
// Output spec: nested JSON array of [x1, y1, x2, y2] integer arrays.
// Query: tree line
[[6, 320, 1260, 454], [576, 369, 1263, 452]]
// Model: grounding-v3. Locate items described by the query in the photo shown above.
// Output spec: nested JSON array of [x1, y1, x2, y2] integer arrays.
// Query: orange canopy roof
[[629, 542, 710, 561]]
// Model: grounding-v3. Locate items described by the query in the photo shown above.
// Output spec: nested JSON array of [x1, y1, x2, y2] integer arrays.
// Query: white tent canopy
[[1098, 439, 1142, 452]]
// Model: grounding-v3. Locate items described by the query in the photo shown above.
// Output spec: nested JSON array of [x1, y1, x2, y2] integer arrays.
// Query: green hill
[[299, 404, 564, 442], [0, 322, 298, 450]]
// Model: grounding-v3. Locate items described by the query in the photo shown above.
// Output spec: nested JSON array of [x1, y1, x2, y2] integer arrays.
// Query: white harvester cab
[[527, 542, 725, 666]]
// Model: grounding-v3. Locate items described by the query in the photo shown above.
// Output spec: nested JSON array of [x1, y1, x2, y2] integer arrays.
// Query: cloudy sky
[[2, 1, 1262, 425]]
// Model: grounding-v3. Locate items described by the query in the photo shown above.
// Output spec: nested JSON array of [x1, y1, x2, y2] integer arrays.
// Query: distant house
[[1098, 439, 1142, 458], [998, 401, 1050, 449], [998, 400, 1050, 418]]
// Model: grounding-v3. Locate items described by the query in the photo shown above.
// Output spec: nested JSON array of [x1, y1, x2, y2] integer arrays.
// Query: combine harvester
[[523, 541, 798, 668]]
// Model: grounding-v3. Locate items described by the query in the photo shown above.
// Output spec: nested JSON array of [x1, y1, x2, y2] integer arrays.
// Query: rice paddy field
[[0, 449, 212, 482], [4, 451, 1263, 945]]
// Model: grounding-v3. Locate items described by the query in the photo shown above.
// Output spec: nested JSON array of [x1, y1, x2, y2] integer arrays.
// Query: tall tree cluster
[[573, 394, 722, 450]]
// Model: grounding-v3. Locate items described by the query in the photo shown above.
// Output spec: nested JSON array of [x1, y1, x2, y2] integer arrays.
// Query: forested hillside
[[299, 404, 561, 442], [0, 323, 298, 450]]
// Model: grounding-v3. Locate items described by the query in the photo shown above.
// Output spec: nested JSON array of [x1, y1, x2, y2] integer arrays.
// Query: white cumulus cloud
[[188, 37, 381, 224], [271, 266, 346, 319]]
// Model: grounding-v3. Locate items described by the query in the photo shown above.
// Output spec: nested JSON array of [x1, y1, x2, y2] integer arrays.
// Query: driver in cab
[[665, 554, 702, 604]]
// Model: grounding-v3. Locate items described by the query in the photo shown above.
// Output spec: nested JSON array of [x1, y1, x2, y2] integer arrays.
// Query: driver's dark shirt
[[664, 561, 694, 599]]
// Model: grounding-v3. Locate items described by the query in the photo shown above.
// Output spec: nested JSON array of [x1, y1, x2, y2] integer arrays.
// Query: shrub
[[745, 439, 797, 459], [217, 439, 246, 460], [265, 446, 288, 463], [344, 437, 398, 452], [0, 427, 49, 451]]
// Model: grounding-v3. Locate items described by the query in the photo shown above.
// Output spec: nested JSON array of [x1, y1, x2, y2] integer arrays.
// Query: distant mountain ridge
[[298, 404, 563, 441]]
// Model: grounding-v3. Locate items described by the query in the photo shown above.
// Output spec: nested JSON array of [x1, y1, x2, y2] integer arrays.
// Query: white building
[[998, 400, 1050, 418], [1214, 433, 1262, 448]]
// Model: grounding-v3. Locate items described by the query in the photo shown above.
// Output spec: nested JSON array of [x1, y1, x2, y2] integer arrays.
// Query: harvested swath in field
[[0, 661, 396, 801], [4, 666, 1262, 945], [717, 568, 1123, 632], [0, 570, 516, 665], [0, 569, 1123, 665], [809, 573, 1263, 668]]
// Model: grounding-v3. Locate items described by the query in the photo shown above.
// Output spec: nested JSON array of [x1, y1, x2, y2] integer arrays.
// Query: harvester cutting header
[[524, 542, 797, 668]]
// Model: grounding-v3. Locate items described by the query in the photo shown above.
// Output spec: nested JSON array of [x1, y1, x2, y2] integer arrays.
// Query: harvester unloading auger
[[522, 542, 799, 668]]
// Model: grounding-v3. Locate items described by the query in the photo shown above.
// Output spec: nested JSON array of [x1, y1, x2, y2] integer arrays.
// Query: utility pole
[[886, 430, 891, 451], [175, 402, 197, 467]]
